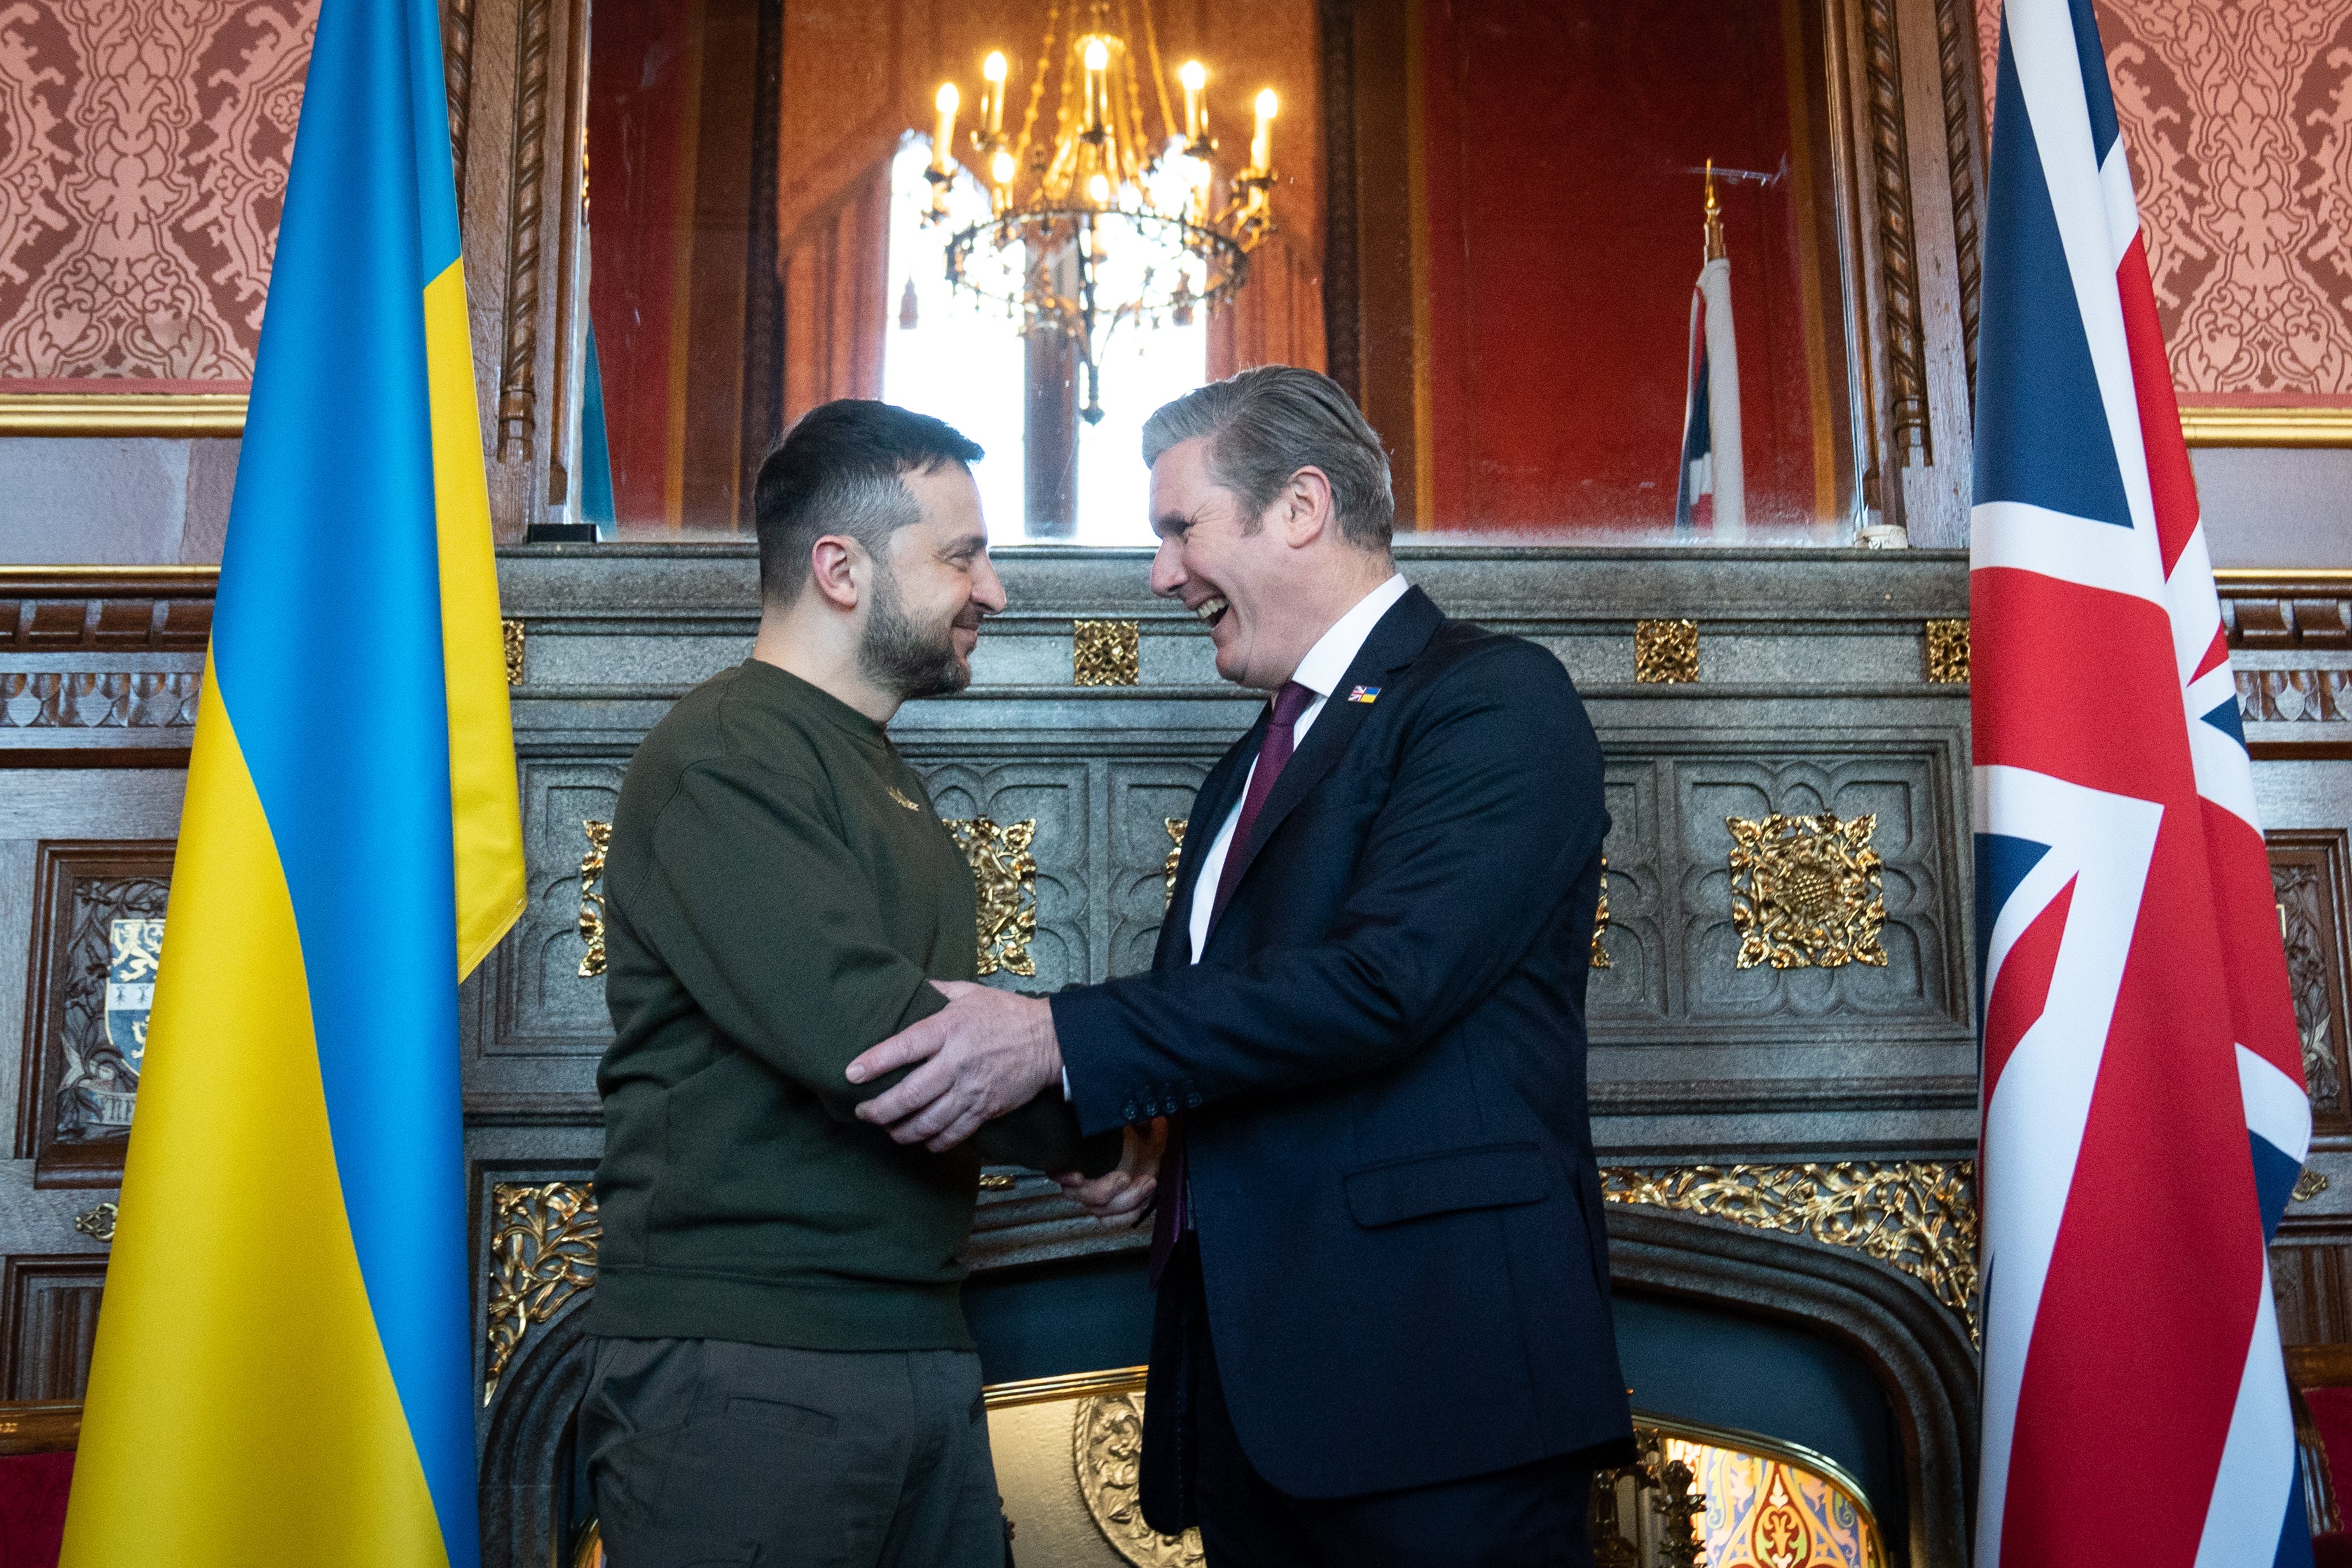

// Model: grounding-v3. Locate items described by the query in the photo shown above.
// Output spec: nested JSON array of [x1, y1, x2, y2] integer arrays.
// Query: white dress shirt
[[1185, 572, 1411, 963]]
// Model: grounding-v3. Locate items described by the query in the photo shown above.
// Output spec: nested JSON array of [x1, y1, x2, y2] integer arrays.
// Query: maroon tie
[[1150, 680, 1317, 1287]]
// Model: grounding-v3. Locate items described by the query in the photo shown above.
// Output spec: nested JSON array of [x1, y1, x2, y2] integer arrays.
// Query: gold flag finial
[[1703, 159, 1728, 263]]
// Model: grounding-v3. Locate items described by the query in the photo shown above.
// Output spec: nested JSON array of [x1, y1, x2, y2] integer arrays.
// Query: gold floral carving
[[2295, 1169, 2331, 1202], [946, 817, 1038, 978], [1727, 813, 1888, 970], [484, 1181, 601, 1405], [577, 820, 610, 979], [1633, 621, 1698, 684], [1925, 619, 1970, 684], [1074, 621, 1141, 685], [1163, 819, 1186, 909], [72, 1201, 116, 1244], [1073, 1392, 1205, 1567], [502, 619, 525, 686], [1602, 1162, 1979, 1337], [1591, 854, 1613, 970]]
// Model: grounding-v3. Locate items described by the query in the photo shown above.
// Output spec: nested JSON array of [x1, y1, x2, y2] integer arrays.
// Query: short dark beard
[[858, 562, 970, 701]]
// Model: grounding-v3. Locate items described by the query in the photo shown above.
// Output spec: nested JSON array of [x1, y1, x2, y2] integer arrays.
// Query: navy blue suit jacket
[[1052, 585, 1633, 1502]]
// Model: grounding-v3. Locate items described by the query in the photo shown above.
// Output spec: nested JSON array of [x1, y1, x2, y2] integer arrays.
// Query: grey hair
[[1140, 366, 1395, 549]]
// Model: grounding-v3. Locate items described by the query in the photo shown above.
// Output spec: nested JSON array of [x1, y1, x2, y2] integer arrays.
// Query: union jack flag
[[1973, 4, 2312, 1566]]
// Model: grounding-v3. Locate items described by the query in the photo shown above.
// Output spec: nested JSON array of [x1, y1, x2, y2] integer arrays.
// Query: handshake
[[845, 979, 1167, 1225]]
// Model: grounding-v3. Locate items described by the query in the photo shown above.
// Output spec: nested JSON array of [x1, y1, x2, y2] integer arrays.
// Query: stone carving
[[1633, 621, 1698, 684], [1979, 0, 2352, 398], [2238, 669, 2352, 724], [498, 0, 554, 461], [1073, 1392, 1204, 1567], [0, 0, 319, 382], [1726, 813, 1889, 970], [0, 672, 200, 727], [1602, 1161, 1979, 1337], [1074, 620, 1141, 685], [503, 619, 525, 686], [2277, 859, 2346, 1115], [483, 1181, 600, 1405], [576, 820, 610, 980], [946, 816, 1038, 978], [1925, 619, 1969, 684]]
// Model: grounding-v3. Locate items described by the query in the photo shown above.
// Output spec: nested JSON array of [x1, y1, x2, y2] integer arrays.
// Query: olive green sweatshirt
[[588, 659, 1113, 1351]]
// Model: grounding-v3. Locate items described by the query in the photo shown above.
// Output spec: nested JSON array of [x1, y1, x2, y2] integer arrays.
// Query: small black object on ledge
[[525, 521, 601, 544]]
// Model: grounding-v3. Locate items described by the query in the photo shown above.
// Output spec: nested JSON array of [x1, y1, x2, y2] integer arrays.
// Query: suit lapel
[[1209, 586, 1445, 920], [1153, 712, 1267, 970]]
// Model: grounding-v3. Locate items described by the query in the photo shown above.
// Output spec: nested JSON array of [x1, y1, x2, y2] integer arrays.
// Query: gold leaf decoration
[[503, 618, 526, 685], [1726, 811, 1888, 970], [1592, 853, 1613, 970], [947, 816, 1039, 978], [1633, 619, 1698, 684], [1073, 1391, 1204, 1566], [1602, 1161, 1977, 1340], [1162, 818, 1186, 910], [577, 820, 612, 979], [1074, 620, 1141, 685], [1924, 619, 1969, 684], [484, 1181, 602, 1405]]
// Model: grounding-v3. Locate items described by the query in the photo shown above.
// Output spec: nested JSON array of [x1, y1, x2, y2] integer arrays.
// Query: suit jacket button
[[1122, 1102, 1138, 1121], [1185, 1092, 1204, 1110]]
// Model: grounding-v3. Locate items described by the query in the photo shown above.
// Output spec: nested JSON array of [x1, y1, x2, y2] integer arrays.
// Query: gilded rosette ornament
[[1162, 819, 1186, 909], [1726, 812, 1888, 970], [1602, 1161, 1979, 1338], [1073, 620, 1142, 685], [577, 820, 612, 979], [1074, 1392, 1204, 1566], [483, 1181, 602, 1404], [947, 816, 1039, 978]]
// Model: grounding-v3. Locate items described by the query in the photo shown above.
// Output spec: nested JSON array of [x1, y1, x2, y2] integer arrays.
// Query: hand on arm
[[847, 980, 1064, 1152]]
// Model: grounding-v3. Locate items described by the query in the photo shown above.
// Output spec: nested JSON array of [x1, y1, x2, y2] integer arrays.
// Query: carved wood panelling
[[2273, 829, 2352, 1133], [0, 1257, 105, 1402], [1933, 0, 1981, 395], [444, 0, 478, 212], [0, 574, 214, 651], [2274, 1237, 2352, 1347], [495, 0, 555, 465], [2222, 582, 2352, 650], [15, 842, 174, 1188], [1859, 0, 1931, 461]]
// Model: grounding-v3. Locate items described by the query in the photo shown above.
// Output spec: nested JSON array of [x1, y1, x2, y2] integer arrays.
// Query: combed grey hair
[[1140, 366, 1396, 550]]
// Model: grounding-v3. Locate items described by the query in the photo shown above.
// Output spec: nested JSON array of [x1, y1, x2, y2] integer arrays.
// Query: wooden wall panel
[[0, 1256, 104, 1402]]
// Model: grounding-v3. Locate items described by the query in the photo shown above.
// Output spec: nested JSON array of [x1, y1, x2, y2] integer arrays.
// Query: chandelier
[[927, 4, 1278, 424]]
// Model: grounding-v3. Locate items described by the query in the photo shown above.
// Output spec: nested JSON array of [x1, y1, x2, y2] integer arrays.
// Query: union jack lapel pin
[[1347, 685, 1380, 704]]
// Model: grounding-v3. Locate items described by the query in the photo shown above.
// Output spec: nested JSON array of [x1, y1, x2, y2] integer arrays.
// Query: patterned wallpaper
[[0, 0, 317, 388], [1977, 0, 2352, 401]]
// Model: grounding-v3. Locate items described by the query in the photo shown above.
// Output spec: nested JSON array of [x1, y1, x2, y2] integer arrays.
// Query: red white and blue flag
[[1973, 3, 2311, 1565]]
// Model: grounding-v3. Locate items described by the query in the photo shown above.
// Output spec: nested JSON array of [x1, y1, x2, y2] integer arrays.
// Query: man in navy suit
[[846, 366, 1631, 1564]]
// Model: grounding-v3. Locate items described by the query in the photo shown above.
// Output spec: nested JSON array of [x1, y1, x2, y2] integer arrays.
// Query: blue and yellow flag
[[61, 0, 525, 1560]]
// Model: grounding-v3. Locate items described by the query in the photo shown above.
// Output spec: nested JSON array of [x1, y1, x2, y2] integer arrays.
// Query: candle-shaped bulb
[[1179, 60, 1206, 143], [1089, 171, 1112, 205], [934, 82, 959, 172], [982, 50, 1008, 135], [1085, 36, 1110, 71], [991, 148, 1017, 186], [1251, 88, 1278, 172], [1083, 36, 1109, 131]]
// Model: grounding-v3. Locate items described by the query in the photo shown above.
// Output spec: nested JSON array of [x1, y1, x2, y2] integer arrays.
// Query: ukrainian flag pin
[[1348, 685, 1380, 703]]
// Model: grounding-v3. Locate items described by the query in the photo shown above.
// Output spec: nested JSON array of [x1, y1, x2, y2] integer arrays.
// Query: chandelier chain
[[1010, 1, 1062, 181], [1125, 0, 1178, 150]]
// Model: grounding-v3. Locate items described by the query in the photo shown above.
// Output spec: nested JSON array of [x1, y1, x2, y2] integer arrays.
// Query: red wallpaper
[[0, 0, 317, 388], [1976, 0, 2352, 401], [1417, 0, 1850, 533]]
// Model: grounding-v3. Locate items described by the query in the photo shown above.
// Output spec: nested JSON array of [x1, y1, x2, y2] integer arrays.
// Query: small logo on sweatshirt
[[886, 786, 925, 812], [1347, 685, 1381, 704]]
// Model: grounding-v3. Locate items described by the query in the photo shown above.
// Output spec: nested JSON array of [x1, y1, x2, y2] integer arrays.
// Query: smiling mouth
[[1195, 596, 1229, 629]]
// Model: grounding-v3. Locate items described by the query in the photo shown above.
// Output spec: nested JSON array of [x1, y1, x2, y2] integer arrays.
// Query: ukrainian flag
[[60, 0, 525, 1560]]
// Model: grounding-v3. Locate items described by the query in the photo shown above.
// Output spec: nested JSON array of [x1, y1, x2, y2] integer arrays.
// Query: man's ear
[[807, 535, 865, 611], [1278, 466, 1336, 548]]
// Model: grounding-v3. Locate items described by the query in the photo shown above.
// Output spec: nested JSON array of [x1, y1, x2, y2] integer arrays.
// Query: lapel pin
[[1347, 685, 1381, 704]]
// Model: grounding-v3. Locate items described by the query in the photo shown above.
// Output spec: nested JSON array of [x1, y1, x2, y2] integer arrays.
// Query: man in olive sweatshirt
[[579, 401, 1120, 1567]]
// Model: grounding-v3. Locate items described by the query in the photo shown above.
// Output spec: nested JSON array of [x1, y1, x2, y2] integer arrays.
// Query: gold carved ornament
[[1592, 854, 1612, 970], [577, 820, 611, 979], [74, 1202, 116, 1244], [1163, 818, 1186, 909], [945, 816, 1039, 978], [1726, 811, 1888, 970], [1074, 1391, 1204, 1567], [503, 618, 525, 686], [484, 1181, 602, 1405], [1924, 619, 1969, 684], [1075, 620, 1141, 686], [1633, 620, 1698, 684], [1602, 1161, 1979, 1340]]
